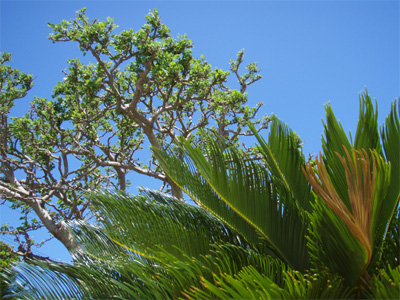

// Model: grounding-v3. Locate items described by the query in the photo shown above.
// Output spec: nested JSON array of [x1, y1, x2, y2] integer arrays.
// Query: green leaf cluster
[[0, 53, 33, 114], [46, 7, 264, 152], [0, 241, 20, 298]]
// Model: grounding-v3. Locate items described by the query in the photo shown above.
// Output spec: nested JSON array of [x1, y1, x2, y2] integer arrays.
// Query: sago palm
[[3, 90, 399, 299]]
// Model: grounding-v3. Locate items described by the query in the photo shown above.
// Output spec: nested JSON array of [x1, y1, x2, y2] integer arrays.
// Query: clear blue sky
[[1, 0, 399, 262]]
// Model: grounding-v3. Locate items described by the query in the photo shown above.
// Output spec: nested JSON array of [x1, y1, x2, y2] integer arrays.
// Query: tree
[[6, 91, 399, 299], [0, 8, 267, 257], [1, 52, 81, 255], [0, 52, 82, 254], [45, 8, 265, 197]]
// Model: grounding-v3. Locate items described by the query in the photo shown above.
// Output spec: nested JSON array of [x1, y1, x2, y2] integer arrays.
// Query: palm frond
[[86, 188, 242, 261], [368, 265, 400, 299], [66, 220, 136, 263], [301, 272, 354, 299], [380, 206, 399, 269], [10, 240, 294, 300], [185, 262, 352, 300], [249, 118, 313, 213], [154, 242, 289, 299], [304, 148, 391, 286], [305, 149, 389, 259], [9, 262, 82, 300], [184, 265, 290, 300], [381, 98, 400, 205], [9, 254, 175, 299], [307, 196, 368, 287], [374, 98, 400, 268], [353, 91, 382, 153], [154, 134, 309, 271], [7, 190, 261, 299], [321, 102, 353, 209], [203, 243, 288, 285], [321, 91, 389, 213], [154, 146, 265, 249]]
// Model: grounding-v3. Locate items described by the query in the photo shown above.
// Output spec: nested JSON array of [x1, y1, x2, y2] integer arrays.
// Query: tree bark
[[142, 125, 184, 199], [116, 167, 126, 191], [0, 183, 81, 255], [170, 179, 183, 199], [28, 199, 82, 255]]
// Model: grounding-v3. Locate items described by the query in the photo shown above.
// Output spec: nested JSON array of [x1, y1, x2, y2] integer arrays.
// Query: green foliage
[[155, 124, 311, 272], [5, 90, 399, 299], [0, 52, 33, 114], [0, 242, 19, 269], [45, 7, 267, 161], [0, 241, 20, 298], [368, 265, 400, 299], [1, 7, 399, 299]]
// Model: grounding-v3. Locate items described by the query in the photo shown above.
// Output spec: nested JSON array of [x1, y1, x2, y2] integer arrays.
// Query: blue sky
[[1, 0, 399, 262]]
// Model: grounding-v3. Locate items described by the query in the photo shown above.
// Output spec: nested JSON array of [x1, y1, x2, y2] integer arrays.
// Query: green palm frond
[[203, 243, 288, 285], [381, 98, 399, 201], [321, 102, 353, 209], [301, 272, 354, 300], [368, 265, 400, 299], [353, 91, 382, 153], [185, 263, 352, 300], [310, 91, 399, 285], [9, 220, 295, 299], [86, 188, 242, 261], [307, 195, 368, 287], [9, 262, 82, 300], [249, 117, 313, 213], [154, 134, 309, 271], [155, 243, 289, 299], [67, 220, 135, 263], [282, 270, 353, 300], [321, 90, 393, 214], [154, 142, 265, 252], [375, 98, 400, 268], [185, 265, 289, 300], [6, 190, 242, 299], [380, 207, 399, 269], [10, 254, 175, 299]]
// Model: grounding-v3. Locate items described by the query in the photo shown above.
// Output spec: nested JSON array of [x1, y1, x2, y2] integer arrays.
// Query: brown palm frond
[[303, 148, 379, 264]]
